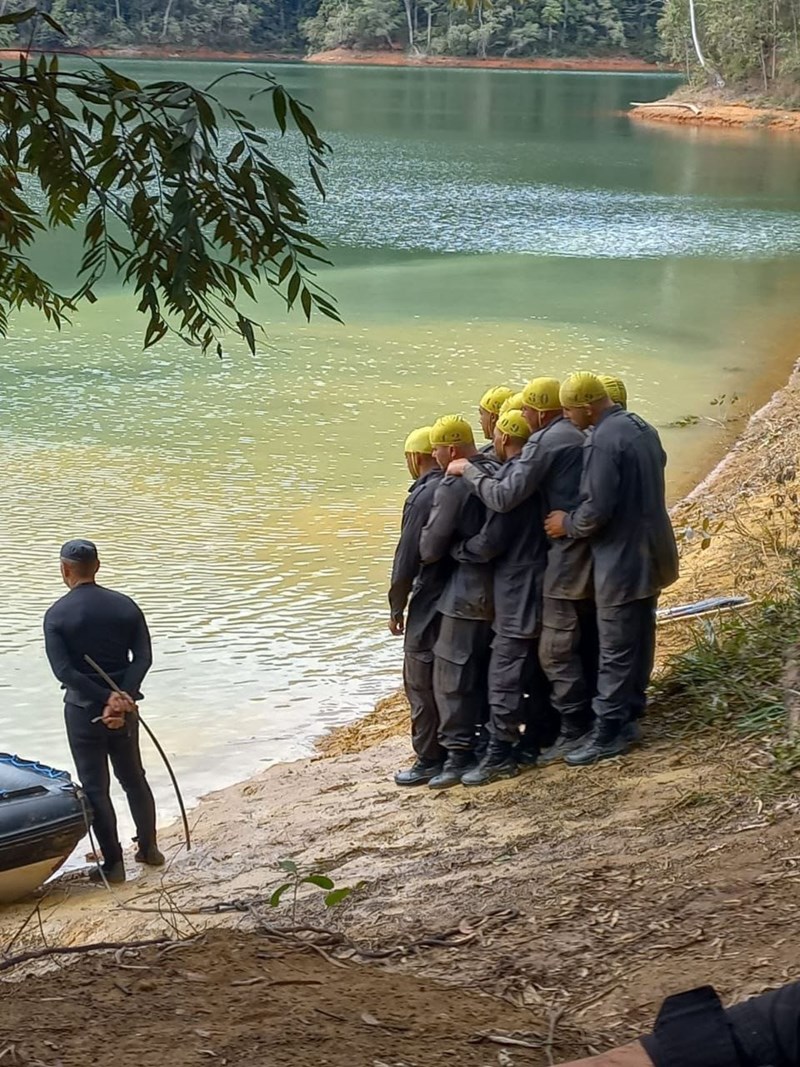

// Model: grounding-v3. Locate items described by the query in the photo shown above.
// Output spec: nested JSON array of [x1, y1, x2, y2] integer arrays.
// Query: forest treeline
[[3, 0, 800, 93]]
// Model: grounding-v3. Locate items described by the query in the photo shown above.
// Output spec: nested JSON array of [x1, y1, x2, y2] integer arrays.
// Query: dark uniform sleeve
[[641, 982, 800, 1067], [726, 981, 800, 1067], [419, 480, 461, 564], [121, 607, 153, 697], [462, 442, 553, 514], [43, 610, 110, 705], [563, 442, 620, 539], [388, 495, 427, 620], [451, 510, 512, 563]]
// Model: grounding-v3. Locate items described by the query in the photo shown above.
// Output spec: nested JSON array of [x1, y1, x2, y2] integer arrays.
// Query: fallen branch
[[631, 101, 702, 115], [0, 937, 174, 974]]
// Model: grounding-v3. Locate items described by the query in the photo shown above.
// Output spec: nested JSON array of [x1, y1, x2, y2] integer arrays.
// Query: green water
[[3, 62, 800, 828]]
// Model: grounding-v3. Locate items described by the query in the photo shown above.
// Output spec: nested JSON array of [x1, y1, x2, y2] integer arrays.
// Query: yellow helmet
[[479, 386, 515, 415], [598, 374, 627, 408], [522, 377, 562, 412], [560, 372, 608, 408], [496, 410, 531, 441], [430, 414, 475, 447], [499, 392, 524, 415], [403, 426, 433, 454]]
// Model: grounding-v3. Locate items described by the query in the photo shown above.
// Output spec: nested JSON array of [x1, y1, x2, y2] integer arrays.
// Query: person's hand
[[389, 615, 404, 636], [101, 704, 127, 730], [447, 458, 469, 477], [107, 691, 137, 715], [545, 510, 568, 538]]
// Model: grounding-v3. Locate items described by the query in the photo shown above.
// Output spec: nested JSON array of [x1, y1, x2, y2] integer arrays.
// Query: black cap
[[60, 539, 98, 563]]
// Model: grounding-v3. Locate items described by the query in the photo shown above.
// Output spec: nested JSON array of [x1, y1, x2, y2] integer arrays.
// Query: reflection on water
[[2, 64, 800, 833]]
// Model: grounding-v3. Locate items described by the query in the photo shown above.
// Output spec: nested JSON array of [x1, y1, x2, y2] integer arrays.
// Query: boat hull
[[0, 754, 87, 904]]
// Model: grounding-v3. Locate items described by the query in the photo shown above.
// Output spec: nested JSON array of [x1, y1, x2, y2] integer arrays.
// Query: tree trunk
[[115, 0, 122, 20], [688, 0, 724, 87], [760, 39, 769, 90], [771, 0, 778, 81], [426, 8, 432, 52], [687, 0, 707, 69], [403, 0, 415, 52], [161, 0, 176, 41]]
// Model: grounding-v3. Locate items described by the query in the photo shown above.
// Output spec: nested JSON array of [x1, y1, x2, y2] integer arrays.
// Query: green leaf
[[277, 858, 298, 875], [0, 8, 37, 27], [269, 883, 293, 908], [324, 888, 353, 907], [273, 88, 287, 134], [302, 874, 334, 891]]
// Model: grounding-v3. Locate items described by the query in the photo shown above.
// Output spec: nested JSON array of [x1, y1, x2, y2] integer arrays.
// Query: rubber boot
[[89, 859, 126, 885], [394, 759, 443, 787], [538, 729, 593, 766], [428, 751, 475, 790], [461, 741, 519, 787], [565, 725, 628, 767], [515, 742, 540, 771]]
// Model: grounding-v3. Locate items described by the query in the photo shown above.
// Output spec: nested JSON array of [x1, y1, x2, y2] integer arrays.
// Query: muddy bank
[[629, 87, 800, 133]]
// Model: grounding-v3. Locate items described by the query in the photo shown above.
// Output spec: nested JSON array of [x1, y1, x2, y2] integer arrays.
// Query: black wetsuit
[[43, 582, 156, 867]]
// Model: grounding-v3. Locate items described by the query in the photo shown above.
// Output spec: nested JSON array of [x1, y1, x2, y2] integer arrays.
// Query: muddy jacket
[[461, 416, 592, 600], [452, 453, 548, 639], [388, 467, 448, 651], [564, 407, 679, 607], [419, 453, 499, 621]]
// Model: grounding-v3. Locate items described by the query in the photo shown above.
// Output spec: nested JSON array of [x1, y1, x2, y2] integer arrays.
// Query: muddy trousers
[[433, 616, 492, 753], [403, 649, 445, 763], [65, 704, 157, 867], [594, 596, 658, 733], [539, 598, 598, 739], [488, 635, 557, 749]]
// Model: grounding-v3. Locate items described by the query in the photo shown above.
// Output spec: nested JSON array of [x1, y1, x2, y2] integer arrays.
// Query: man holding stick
[[43, 539, 163, 885]]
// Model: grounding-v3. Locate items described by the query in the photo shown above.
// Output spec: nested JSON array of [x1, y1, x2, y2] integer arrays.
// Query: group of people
[[388, 371, 679, 790]]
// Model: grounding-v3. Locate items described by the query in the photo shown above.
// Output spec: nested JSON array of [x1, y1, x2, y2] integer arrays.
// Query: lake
[[3, 61, 800, 832]]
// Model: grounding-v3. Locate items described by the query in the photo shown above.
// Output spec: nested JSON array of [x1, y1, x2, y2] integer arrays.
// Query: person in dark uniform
[[448, 377, 597, 765], [419, 415, 498, 789], [451, 409, 552, 787], [545, 372, 679, 766], [478, 386, 515, 447], [389, 427, 448, 786], [557, 980, 800, 1067], [598, 374, 627, 410], [43, 539, 163, 884]]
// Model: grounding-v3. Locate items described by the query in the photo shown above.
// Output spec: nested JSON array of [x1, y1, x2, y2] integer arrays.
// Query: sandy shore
[[0, 44, 669, 73], [306, 48, 669, 72], [629, 95, 800, 133]]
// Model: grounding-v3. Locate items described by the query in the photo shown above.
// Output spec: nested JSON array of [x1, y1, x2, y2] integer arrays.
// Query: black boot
[[394, 759, 443, 786], [565, 726, 628, 767], [135, 844, 166, 866], [514, 742, 540, 771], [621, 719, 642, 746], [428, 751, 475, 790], [89, 859, 126, 885], [538, 729, 593, 766], [461, 741, 519, 787]]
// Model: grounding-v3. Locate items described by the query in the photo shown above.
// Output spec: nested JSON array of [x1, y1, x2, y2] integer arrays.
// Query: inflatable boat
[[0, 754, 86, 904]]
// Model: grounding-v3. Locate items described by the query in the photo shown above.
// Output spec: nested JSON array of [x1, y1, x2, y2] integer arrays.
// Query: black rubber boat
[[0, 754, 86, 904]]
